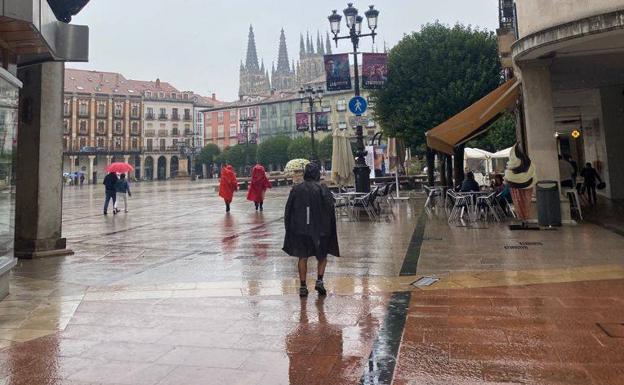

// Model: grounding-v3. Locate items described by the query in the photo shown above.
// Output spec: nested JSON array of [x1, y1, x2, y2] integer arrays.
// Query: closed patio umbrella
[[331, 126, 355, 187]]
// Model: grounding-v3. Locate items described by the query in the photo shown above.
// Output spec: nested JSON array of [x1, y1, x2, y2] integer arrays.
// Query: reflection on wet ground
[[1, 180, 624, 384]]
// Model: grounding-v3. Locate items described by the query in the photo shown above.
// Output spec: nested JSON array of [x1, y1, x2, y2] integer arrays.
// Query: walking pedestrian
[[247, 164, 272, 211], [80, 174, 85, 186], [283, 163, 339, 297], [581, 162, 603, 206], [102, 172, 118, 215], [113, 173, 132, 213], [219, 165, 238, 213]]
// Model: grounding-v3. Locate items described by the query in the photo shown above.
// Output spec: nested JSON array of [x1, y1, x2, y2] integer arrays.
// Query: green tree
[[287, 136, 318, 160], [257, 136, 292, 168], [197, 144, 220, 167], [467, 112, 516, 152], [372, 22, 502, 151], [318, 135, 333, 163], [217, 144, 257, 170]]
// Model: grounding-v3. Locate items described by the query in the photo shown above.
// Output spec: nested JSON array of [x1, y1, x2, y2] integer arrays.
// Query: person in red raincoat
[[247, 164, 272, 211], [219, 165, 238, 212]]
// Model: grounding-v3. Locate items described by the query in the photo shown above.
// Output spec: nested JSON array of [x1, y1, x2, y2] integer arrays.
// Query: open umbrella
[[106, 162, 134, 174], [330, 126, 355, 187]]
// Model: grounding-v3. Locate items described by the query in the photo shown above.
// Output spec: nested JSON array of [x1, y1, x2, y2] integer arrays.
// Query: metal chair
[[476, 192, 502, 222]]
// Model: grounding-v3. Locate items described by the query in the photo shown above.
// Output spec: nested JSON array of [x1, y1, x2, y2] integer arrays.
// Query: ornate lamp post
[[298, 85, 324, 163], [239, 116, 257, 176], [328, 3, 379, 193]]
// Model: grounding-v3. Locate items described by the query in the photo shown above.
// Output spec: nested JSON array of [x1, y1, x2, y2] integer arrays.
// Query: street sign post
[[349, 96, 368, 115], [349, 116, 370, 127]]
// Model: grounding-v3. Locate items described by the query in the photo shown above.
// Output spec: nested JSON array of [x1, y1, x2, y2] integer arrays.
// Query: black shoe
[[103, 211, 107, 215], [315, 280, 327, 296], [299, 286, 309, 297], [259, 205, 263, 212], [113, 210, 117, 215], [226, 203, 230, 212], [255, 203, 259, 211]]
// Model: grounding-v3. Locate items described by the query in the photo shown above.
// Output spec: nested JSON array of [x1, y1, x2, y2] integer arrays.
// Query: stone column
[[14, 62, 73, 259], [165, 155, 171, 179], [88, 155, 95, 184], [139, 155, 145, 180]]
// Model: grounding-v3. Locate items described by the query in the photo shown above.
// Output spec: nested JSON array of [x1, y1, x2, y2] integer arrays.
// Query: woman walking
[[247, 164, 272, 211], [283, 163, 339, 297], [113, 173, 132, 213], [219, 165, 238, 213]]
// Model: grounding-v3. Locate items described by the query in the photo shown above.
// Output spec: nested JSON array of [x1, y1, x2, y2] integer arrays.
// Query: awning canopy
[[426, 78, 520, 155]]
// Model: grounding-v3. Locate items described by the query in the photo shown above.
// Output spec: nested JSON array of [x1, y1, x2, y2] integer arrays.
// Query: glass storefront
[[0, 68, 21, 263]]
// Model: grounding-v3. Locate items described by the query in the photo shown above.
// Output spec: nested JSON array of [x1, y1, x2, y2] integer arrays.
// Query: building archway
[[157, 156, 167, 180], [133, 155, 141, 179], [144, 156, 154, 180], [170, 156, 179, 178]]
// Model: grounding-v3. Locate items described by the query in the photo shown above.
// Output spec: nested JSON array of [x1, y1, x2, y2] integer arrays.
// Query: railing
[[114, 112, 124, 119], [158, 129, 167, 136], [96, 112, 107, 118], [158, 114, 168, 120], [130, 112, 141, 119], [184, 130, 194, 136], [171, 114, 180, 121], [183, 114, 192, 121], [146, 114, 155, 120], [78, 111, 89, 118], [145, 130, 156, 137]]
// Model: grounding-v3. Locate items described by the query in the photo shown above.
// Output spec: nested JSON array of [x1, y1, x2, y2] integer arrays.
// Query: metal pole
[[351, 29, 370, 193]]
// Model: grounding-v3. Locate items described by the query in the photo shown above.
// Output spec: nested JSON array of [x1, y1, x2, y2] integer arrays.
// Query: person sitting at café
[[492, 173, 512, 211], [460, 171, 480, 192]]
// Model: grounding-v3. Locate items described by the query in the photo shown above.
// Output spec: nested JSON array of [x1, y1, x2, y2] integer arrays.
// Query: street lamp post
[[298, 85, 324, 163], [328, 3, 379, 193], [239, 116, 256, 175]]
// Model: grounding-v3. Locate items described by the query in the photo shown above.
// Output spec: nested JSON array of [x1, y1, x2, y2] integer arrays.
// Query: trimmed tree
[[372, 22, 502, 151], [257, 136, 292, 170], [287, 137, 318, 161], [196, 143, 221, 177]]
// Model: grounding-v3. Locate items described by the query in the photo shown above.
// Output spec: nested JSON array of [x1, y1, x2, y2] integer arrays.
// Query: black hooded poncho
[[282, 164, 340, 259]]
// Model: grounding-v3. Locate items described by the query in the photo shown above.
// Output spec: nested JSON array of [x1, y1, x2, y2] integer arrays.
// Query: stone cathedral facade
[[238, 26, 333, 99]]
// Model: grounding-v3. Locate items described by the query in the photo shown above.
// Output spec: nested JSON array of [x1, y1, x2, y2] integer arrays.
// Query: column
[[69, 156, 76, 173], [123, 155, 130, 164], [165, 155, 171, 179], [88, 156, 95, 184], [14, 62, 73, 259], [139, 155, 145, 180]]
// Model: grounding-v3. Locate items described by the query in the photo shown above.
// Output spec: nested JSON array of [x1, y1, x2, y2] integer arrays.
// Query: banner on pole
[[324, 54, 352, 91], [296, 112, 309, 131], [362, 53, 388, 89], [315, 112, 329, 131]]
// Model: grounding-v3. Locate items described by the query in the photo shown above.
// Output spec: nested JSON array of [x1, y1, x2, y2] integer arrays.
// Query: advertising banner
[[324, 54, 352, 91], [237, 133, 246, 145], [296, 112, 309, 131], [315, 112, 329, 131], [362, 53, 388, 89]]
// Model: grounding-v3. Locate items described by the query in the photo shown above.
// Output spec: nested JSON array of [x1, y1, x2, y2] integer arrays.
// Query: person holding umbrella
[[103, 171, 118, 215], [219, 165, 238, 213], [247, 164, 271, 211], [113, 173, 132, 213]]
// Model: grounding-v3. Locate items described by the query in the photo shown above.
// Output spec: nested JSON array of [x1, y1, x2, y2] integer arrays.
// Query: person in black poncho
[[283, 163, 340, 297]]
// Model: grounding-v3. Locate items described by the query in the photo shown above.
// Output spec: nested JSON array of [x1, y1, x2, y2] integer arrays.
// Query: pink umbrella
[[106, 162, 134, 174]]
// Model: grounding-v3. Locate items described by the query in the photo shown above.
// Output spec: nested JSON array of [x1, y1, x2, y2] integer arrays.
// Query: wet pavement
[[1, 180, 624, 384]]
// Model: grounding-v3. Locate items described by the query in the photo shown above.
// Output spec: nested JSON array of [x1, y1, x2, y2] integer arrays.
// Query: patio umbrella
[[330, 126, 355, 187], [106, 162, 134, 174]]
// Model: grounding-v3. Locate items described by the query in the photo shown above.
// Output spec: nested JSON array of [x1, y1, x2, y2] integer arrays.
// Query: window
[[63, 138, 69, 151], [63, 120, 70, 134], [147, 107, 154, 119], [338, 122, 347, 129], [79, 101, 88, 116], [185, 124, 191, 135], [205, 113, 211, 123], [229, 125, 237, 137], [240, 109, 248, 119], [131, 122, 139, 134], [172, 108, 179, 120], [114, 103, 123, 117], [159, 92, 165, 98], [172, 124, 179, 136], [196, 112, 203, 122], [217, 125, 224, 138], [63, 100, 70, 116], [184, 109, 192, 120], [249, 108, 257, 118], [147, 139, 153, 151], [217, 111, 224, 123], [270, 105, 277, 115], [171, 93, 177, 99], [159, 108, 167, 119], [114, 121, 123, 134], [114, 137, 122, 150], [97, 102, 107, 116], [159, 139, 166, 151], [229, 110, 237, 121], [79, 138, 87, 150], [97, 121, 106, 134], [145, 91, 152, 97], [183, 93, 189, 100], [79, 120, 88, 134], [131, 137, 139, 150], [336, 99, 347, 112], [97, 137, 105, 148], [131, 104, 139, 117]]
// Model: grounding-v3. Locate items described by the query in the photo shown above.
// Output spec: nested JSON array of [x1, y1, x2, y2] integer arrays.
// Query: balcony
[[145, 130, 156, 137], [158, 129, 168, 137], [158, 114, 168, 121], [146, 113, 155, 121], [130, 128, 140, 136], [171, 114, 180, 121], [183, 114, 192, 121], [78, 110, 89, 118], [63, 109, 71, 117], [96, 111, 108, 118], [184, 129, 194, 136]]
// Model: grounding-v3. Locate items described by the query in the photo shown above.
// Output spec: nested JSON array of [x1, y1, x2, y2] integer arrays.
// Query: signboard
[[362, 53, 388, 89], [349, 96, 368, 115], [315, 112, 329, 131], [296, 112, 309, 131], [349, 116, 370, 127], [324, 54, 352, 91], [249, 133, 258, 144], [237, 133, 246, 145]]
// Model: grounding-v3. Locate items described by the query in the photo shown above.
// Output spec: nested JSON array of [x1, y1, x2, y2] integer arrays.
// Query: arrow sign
[[349, 96, 368, 115]]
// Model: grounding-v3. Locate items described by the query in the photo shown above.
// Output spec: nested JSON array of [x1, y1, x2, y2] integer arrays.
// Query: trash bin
[[536, 180, 561, 227]]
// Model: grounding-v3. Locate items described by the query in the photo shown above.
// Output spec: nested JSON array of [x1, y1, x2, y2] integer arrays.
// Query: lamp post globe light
[[328, 3, 379, 193], [299, 85, 324, 164]]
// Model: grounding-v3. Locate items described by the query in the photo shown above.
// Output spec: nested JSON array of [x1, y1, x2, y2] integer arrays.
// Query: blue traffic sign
[[349, 96, 368, 115]]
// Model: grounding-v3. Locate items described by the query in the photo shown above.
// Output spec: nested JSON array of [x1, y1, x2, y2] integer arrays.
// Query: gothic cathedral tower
[[271, 29, 296, 91], [239, 25, 271, 99]]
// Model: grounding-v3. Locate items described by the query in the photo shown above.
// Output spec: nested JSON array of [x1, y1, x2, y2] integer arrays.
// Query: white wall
[[516, 0, 624, 37]]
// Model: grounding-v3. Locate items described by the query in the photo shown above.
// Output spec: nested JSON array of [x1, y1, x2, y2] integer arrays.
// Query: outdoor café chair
[[476, 191, 502, 222], [447, 190, 472, 224], [351, 189, 379, 222]]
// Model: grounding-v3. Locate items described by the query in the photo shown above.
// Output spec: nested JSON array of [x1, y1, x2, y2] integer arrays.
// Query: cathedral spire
[[326, 32, 332, 55], [260, 58, 265, 73], [306, 32, 313, 55], [276, 28, 290, 73], [317, 31, 324, 55], [245, 25, 260, 71], [300, 34, 305, 58]]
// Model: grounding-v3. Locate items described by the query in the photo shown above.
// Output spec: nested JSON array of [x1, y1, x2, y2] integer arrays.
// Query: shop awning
[[426, 78, 521, 155]]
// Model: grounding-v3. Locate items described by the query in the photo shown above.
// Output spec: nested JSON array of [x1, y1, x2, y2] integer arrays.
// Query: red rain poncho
[[219, 165, 238, 202], [247, 164, 272, 203]]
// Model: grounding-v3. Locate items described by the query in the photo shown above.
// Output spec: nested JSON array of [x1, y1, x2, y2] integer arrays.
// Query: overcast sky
[[70, 0, 499, 101]]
